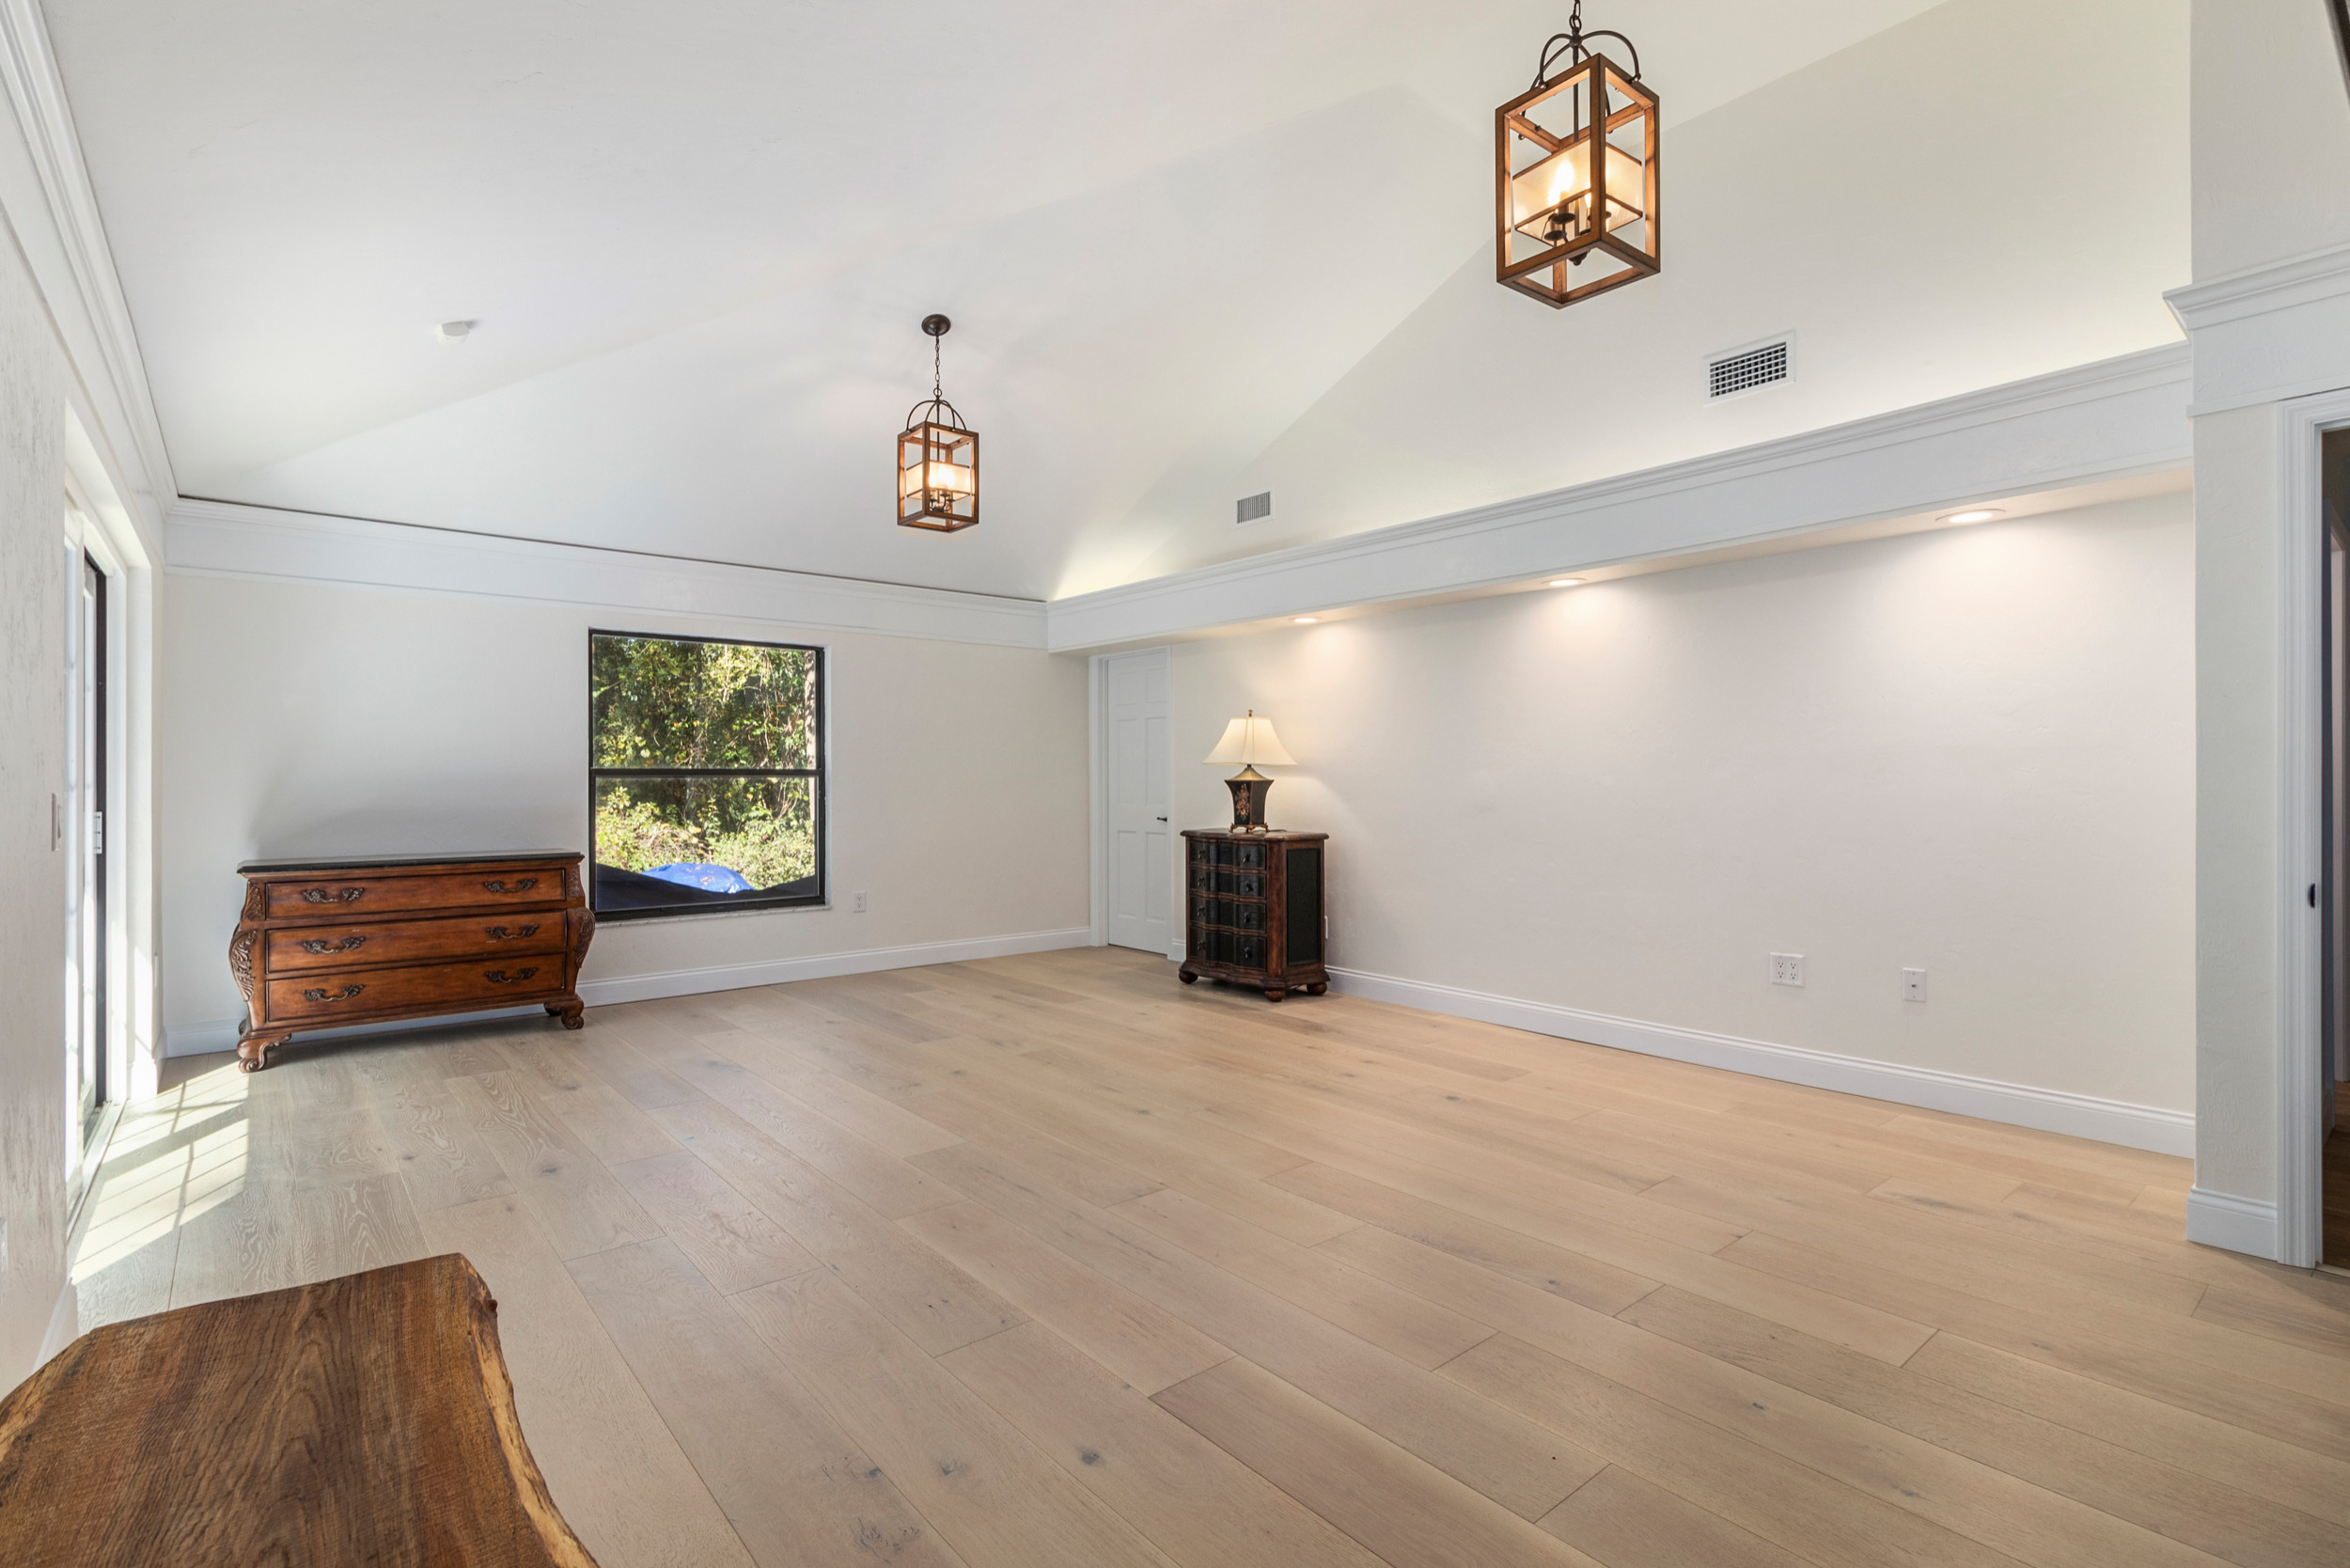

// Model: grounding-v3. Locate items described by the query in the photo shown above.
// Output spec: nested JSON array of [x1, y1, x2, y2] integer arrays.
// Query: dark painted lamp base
[[1224, 766, 1273, 832]]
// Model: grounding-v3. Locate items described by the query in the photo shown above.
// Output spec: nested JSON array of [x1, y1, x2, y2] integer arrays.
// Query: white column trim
[[0, 0, 175, 532], [2168, 242, 2350, 416], [2274, 387, 2350, 1266]]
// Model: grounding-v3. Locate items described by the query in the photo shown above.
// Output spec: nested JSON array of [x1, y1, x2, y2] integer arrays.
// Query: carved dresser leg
[[1263, 988, 1287, 1002], [545, 998, 586, 1030], [236, 1031, 286, 1073]]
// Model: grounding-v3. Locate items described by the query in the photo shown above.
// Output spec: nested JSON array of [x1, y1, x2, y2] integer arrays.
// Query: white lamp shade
[[1203, 713, 1296, 767]]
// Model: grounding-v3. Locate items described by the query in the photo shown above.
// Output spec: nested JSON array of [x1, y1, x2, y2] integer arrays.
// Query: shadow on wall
[[244, 789, 577, 863]]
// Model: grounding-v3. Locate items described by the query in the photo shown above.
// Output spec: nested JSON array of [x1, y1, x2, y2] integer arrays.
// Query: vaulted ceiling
[[50, 1, 1943, 600]]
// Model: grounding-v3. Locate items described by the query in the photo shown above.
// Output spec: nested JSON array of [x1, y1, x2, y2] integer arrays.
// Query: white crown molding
[[2183, 1185, 2279, 1261], [0, 0, 175, 536], [165, 498, 1049, 649], [2166, 242, 2350, 416], [1327, 964, 2196, 1157], [1045, 343, 2192, 652], [161, 924, 1093, 1056]]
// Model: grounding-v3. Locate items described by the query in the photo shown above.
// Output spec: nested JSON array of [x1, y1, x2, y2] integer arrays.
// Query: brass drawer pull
[[483, 968, 540, 985], [481, 878, 539, 894], [484, 924, 540, 941], [301, 984, 365, 1003], [298, 935, 367, 955], [300, 887, 366, 904]]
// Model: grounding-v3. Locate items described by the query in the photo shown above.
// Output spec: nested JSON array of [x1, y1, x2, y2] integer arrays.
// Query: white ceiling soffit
[[47, 0, 1942, 601], [1044, 342, 2192, 652]]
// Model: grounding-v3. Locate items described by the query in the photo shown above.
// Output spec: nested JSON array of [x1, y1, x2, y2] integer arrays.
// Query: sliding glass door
[[65, 547, 106, 1154]]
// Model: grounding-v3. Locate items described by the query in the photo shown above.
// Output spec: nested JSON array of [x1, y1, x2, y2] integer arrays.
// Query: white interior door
[[1104, 648, 1171, 953]]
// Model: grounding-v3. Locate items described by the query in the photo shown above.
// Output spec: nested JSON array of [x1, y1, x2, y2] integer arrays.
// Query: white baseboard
[[2184, 1185, 2280, 1259], [1326, 965, 2196, 1157], [575, 925, 1092, 1006], [164, 926, 1094, 1055], [164, 1005, 550, 1058]]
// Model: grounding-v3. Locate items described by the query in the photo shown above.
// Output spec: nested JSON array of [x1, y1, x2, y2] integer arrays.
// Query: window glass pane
[[591, 634, 817, 770], [593, 776, 818, 911]]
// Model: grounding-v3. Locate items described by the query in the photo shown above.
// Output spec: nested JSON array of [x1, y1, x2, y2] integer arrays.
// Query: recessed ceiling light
[[1547, 577, 1584, 588], [1937, 507, 2005, 525], [1292, 616, 1318, 624]]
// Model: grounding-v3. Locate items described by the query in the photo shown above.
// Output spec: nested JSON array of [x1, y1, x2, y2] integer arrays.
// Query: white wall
[[158, 572, 1089, 1042], [1061, 0, 2189, 597], [0, 222, 71, 1378], [1171, 491, 2196, 1135]]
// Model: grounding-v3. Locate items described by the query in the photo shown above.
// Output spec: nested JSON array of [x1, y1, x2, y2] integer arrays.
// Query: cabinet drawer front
[[1201, 931, 1267, 969], [1185, 867, 1265, 898], [263, 870, 568, 919], [267, 916, 567, 972], [1185, 839, 1268, 869], [1189, 896, 1264, 931], [266, 958, 565, 1021]]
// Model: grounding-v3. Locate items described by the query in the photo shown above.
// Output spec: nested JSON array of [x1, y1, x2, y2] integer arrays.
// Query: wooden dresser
[[1179, 828, 1328, 1000], [230, 851, 593, 1072]]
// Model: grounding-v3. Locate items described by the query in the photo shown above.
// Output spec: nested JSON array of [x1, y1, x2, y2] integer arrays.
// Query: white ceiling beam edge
[[1044, 340, 2193, 653], [0, 0, 172, 545], [2166, 239, 2350, 416], [164, 499, 1048, 650]]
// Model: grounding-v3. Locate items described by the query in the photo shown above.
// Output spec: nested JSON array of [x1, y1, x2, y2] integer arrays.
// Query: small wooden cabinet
[[229, 851, 593, 1073], [1179, 829, 1328, 1001]]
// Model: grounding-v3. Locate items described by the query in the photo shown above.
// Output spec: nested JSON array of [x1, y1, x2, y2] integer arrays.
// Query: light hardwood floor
[[68, 948, 2350, 1568]]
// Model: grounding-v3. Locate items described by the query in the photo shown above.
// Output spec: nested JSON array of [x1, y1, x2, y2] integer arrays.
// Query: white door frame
[[2277, 385, 2350, 1266], [1089, 648, 1174, 953]]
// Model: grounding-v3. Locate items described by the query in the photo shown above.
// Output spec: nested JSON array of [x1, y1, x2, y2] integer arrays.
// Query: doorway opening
[[65, 545, 109, 1184], [2325, 428, 2350, 1269]]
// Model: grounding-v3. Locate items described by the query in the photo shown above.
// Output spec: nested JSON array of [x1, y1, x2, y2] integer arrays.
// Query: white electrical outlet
[[1770, 952, 1805, 987], [1903, 967, 1927, 1002], [853, 891, 868, 914]]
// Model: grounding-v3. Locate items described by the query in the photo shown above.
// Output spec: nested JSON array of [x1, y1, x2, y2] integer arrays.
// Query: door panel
[[1104, 649, 1171, 952]]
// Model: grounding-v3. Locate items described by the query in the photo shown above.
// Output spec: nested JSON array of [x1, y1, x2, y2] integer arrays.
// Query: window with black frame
[[589, 631, 824, 919]]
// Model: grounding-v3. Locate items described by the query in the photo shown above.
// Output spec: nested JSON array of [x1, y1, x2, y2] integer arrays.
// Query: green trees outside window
[[588, 632, 824, 917]]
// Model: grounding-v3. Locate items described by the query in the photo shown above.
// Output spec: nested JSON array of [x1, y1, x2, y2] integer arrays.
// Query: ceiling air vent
[[1706, 336, 1794, 400], [1235, 490, 1275, 525]]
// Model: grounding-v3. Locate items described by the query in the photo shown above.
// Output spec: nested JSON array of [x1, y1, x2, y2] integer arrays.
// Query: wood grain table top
[[0, 1253, 597, 1567]]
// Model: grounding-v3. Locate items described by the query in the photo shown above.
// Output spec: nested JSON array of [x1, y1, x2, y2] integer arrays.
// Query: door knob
[[1155, 815, 1168, 823]]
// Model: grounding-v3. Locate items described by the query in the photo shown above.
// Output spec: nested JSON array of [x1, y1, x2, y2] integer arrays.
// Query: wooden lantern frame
[[1496, 9, 1659, 309], [898, 313, 979, 532], [898, 412, 978, 531]]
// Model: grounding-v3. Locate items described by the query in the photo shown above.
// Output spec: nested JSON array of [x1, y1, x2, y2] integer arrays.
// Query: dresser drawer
[[261, 870, 568, 919], [266, 914, 568, 973], [1195, 930, 1268, 968], [1188, 839, 1268, 869], [1186, 867, 1265, 898], [1189, 896, 1264, 931], [265, 958, 565, 1021]]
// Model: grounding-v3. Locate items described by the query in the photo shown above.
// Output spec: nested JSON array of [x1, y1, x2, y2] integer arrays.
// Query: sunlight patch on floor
[[70, 1063, 249, 1289]]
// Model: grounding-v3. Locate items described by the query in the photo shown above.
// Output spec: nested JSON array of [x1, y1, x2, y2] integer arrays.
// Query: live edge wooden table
[[0, 1254, 599, 1567], [230, 850, 595, 1073]]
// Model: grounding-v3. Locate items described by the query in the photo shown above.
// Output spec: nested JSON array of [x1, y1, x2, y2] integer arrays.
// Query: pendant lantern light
[[1496, 2, 1660, 309], [898, 313, 979, 531]]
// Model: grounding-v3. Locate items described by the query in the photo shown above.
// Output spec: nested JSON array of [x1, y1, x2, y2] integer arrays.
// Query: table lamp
[[1203, 710, 1295, 832]]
